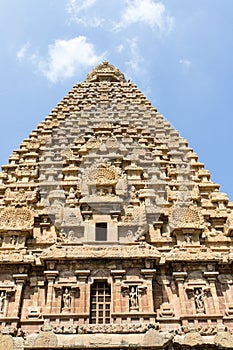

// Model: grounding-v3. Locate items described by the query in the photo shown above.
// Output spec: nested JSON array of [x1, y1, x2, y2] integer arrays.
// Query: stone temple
[[0, 62, 233, 349]]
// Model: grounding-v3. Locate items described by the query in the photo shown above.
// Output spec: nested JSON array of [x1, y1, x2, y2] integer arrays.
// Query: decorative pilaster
[[12, 273, 27, 318], [75, 270, 90, 315], [111, 270, 126, 314], [204, 271, 220, 314], [44, 270, 58, 314], [225, 279, 233, 316], [173, 272, 187, 316], [141, 269, 156, 313]]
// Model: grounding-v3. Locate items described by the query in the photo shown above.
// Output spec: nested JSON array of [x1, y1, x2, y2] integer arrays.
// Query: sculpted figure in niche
[[62, 288, 71, 310], [184, 234, 192, 244], [194, 288, 205, 313], [10, 235, 17, 245], [129, 286, 139, 310], [0, 291, 6, 313]]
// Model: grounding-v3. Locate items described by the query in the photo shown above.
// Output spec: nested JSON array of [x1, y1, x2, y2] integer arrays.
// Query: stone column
[[224, 279, 233, 316], [75, 270, 90, 315], [204, 271, 220, 314], [173, 272, 187, 316], [38, 281, 45, 313], [111, 270, 126, 314], [141, 269, 156, 313], [12, 274, 28, 318], [44, 270, 58, 314]]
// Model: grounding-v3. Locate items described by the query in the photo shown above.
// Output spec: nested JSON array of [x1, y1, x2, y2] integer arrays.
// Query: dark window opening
[[95, 223, 107, 241]]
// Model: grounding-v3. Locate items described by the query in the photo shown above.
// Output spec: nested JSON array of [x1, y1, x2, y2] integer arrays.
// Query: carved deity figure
[[10, 235, 17, 245], [0, 291, 6, 313], [62, 288, 71, 310], [129, 286, 138, 310], [184, 234, 192, 244], [194, 288, 205, 312]]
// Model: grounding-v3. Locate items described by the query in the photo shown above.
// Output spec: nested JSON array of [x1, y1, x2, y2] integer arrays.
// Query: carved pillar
[[44, 270, 58, 314], [75, 270, 90, 316], [160, 269, 173, 303], [141, 269, 156, 313], [38, 281, 45, 313], [173, 272, 187, 316], [204, 271, 220, 314], [224, 278, 233, 316], [12, 273, 27, 318], [111, 270, 126, 314]]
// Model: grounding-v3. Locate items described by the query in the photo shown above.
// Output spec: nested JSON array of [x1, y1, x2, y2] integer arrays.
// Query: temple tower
[[0, 62, 233, 349]]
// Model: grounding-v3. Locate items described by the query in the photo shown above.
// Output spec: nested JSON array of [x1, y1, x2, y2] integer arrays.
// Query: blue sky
[[0, 0, 233, 200]]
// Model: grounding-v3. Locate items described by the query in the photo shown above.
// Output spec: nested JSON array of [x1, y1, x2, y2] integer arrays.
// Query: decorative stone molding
[[51, 322, 160, 334], [0, 207, 34, 231], [85, 61, 126, 82]]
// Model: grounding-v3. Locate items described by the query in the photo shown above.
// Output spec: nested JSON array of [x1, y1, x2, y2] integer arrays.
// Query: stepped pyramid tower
[[0, 61, 233, 349]]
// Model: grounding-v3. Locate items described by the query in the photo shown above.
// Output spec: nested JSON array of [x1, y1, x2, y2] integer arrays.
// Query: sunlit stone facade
[[0, 62, 233, 349]]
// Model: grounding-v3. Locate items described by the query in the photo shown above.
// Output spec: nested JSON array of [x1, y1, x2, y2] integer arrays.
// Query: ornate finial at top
[[85, 61, 126, 83]]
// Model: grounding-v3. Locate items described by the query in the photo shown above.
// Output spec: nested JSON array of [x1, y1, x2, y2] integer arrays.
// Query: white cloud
[[16, 42, 30, 62], [37, 36, 104, 83], [179, 58, 192, 67], [66, 0, 104, 27], [116, 44, 124, 53], [66, 0, 96, 14], [125, 38, 145, 76], [115, 0, 174, 32]]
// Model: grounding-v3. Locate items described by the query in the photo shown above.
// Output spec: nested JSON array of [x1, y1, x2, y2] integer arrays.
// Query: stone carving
[[224, 213, 233, 236], [87, 163, 120, 187], [183, 332, 204, 347], [1, 62, 233, 349], [10, 235, 17, 246], [0, 291, 6, 314], [129, 286, 139, 310], [126, 225, 147, 242], [77, 323, 159, 334], [122, 203, 147, 227], [41, 243, 161, 260], [62, 288, 71, 311], [215, 332, 233, 348], [159, 302, 174, 318], [194, 288, 205, 313], [0, 207, 34, 231], [170, 204, 204, 231], [85, 61, 126, 82], [0, 335, 14, 350], [35, 331, 58, 347], [143, 329, 172, 348], [4, 188, 38, 206], [15, 165, 38, 179], [186, 286, 210, 314]]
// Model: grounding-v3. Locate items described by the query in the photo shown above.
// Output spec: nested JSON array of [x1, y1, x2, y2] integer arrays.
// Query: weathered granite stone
[[35, 331, 58, 347], [0, 335, 14, 350], [215, 332, 233, 348], [184, 332, 204, 346], [142, 330, 172, 347]]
